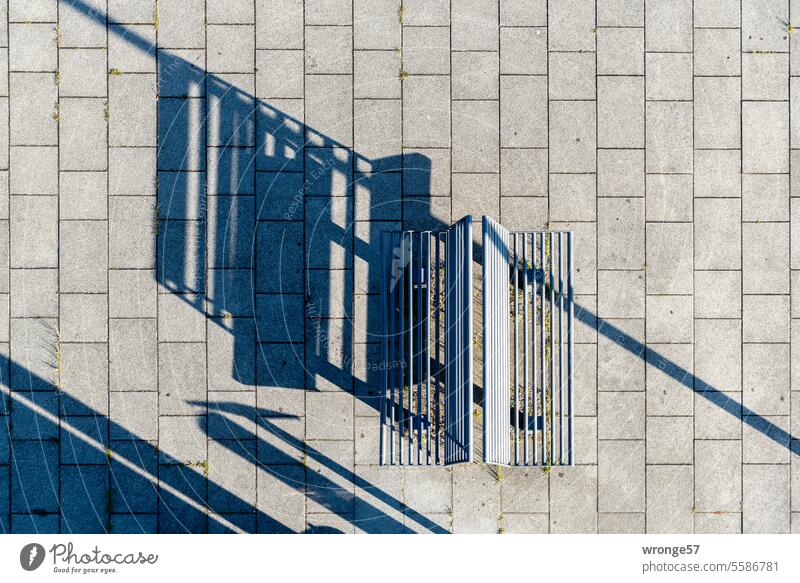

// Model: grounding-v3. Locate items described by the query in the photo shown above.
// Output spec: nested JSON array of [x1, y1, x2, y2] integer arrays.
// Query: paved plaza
[[0, 0, 799, 533]]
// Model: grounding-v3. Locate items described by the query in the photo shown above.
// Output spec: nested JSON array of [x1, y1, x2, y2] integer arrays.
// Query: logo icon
[[20, 543, 46, 571]]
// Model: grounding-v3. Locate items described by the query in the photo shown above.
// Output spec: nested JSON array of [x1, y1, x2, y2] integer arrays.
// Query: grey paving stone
[[109, 147, 156, 196], [208, 440, 257, 513], [9, 23, 57, 71], [59, 171, 106, 220], [404, 26, 450, 75], [61, 465, 109, 532], [58, 0, 107, 48], [501, 467, 549, 513], [694, 199, 741, 270], [647, 417, 693, 464], [598, 512, 644, 534], [598, 198, 644, 270], [208, 319, 256, 391], [158, 342, 206, 415], [109, 74, 157, 147], [60, 221, 107, 293], [694, 270, 741, 319], [403, 0, 450, 25], [743, 53, 789, 101], [550, 100, 596, 172], [694, 0, 740, 27], [645, 0, 692, 52], [646, 295, 693, 344], [694, 512, 741, 534], [108, 24, 155, 72], [109, 197, 156, 269], [305, 74, 353, 148], [646, 52, 692, 101], [500, 76, 547, 148], [307, 391, 353, 440], [59, 98, 107, 171], [598, 392, 645, 439], [452, 0, 498, 51], [157, 0, 204, 48], [598, 149, 643, 199], [599, 76, 644, 149], [744, 343, 790, 415], [597, 27, 643, 75], [743, 101, 789, 174], [9, 318, 58, 390], [646, 174, 691, 222], [403, 76, 450, 148], [10, 146, 57, 194], [574, 343, 598, 414], [452, 173, 499, 220], [9, 73, 57, 146], [500, 149, 547, 197], [743, 222, 790, 294], [743, 295, 790, 343], [60, 294, 107, 342], [598, 318, 645, 392], [110, 393, 157, 441], [742, 0, 789, 52], [694, 28, 740, 77], [108, 318, 157, 394], [743, 174, 789, 222], [10, 196, 57, 268], [500, 197, 547, 231], [695, 440, 742, 513], [743, 464, 790, 533], [646, 343, 694, 416], [353, 0, 400, 49], [646, 465, 693, 534], [10, 0, 57, 22], [500, 27, 546, 75], [9, 269, 57, 318], [598, 270, 644, 319], [452, 465, 500, 533], [107, 0, 154, 23], [646, 101, 692, 173], [550, 465, 597, 533], [452, 101, 498, 173], [257, 466, 305, 533], [550, 174, 596, 222], [548, 52, 595, 101], [59, 342, 108, 415], [743, 415, 791, 464], [207, 0, 254, 23], [597, 441, 645, 512], [256, 50, 303, 98], [354, 466, 405, 533], [695, 77, 740, 150], [159, 419, 207, 470], [548, 0, 594, 52], [450, 51, 497, 100], [694, 149, 741, 199], [502, 513, 549, 533], [598, 0, 643, 26], [353, 99, 401, 164], [109, 270, 156, 319], [305, 25, 353, 75], [353, 50, 401, 100], [647, 223, 693, 296], [305, 440, 355, 514]]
